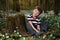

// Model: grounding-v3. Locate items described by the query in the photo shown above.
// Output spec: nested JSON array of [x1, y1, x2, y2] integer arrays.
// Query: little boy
[[26, 6, 43, 37]]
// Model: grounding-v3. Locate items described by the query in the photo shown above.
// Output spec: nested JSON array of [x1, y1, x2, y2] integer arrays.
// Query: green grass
[[0, 36, 45, 40]]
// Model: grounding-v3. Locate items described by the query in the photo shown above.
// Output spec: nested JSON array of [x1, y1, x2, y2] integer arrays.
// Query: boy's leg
[[26, 23, 39, 37], [26, 23, 35, 34], [34, 32, 40, 38]]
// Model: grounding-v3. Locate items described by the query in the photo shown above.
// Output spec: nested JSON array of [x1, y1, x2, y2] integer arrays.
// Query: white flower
[[2, 35, 5, 37], [17, 32, 19, 34], [16, 27, 18, 29], [50, 34, 53, 37], [19, 35, 22, 37], [53, 36, 55, 39], [43, 35, 46, 39], [14, 30, 16, 32], [50, 24, 51, 25], [23, 37, 25, 40], [6, 36, 9, 38], [5, 33, 8, 35], [13, 39, 14, 40]]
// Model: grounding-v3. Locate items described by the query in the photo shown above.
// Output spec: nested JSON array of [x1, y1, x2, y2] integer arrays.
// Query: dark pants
[[26, 21, 48, 37], [26, 23, 39, 37]]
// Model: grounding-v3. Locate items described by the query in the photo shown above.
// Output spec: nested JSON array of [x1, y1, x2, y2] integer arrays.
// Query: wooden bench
[[7, 13, 31, 37]]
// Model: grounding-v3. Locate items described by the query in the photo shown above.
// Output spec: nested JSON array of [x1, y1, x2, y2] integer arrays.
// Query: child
[[26, 6, 43, 37]]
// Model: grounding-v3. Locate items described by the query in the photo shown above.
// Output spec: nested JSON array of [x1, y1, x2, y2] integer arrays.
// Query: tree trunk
[[54, 0, 60, 15], [13, 0, 20, 12]]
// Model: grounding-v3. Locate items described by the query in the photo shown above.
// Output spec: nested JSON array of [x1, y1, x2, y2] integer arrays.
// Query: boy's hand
[[37, 29, 40, 32], [35, 29, 40, 33]]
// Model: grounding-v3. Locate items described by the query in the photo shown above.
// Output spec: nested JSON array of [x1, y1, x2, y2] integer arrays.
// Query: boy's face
[[33, 9, 40, 17]]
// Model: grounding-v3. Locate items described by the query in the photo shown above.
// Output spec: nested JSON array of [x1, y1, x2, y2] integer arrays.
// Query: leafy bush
[[40, 14, 60, 39]]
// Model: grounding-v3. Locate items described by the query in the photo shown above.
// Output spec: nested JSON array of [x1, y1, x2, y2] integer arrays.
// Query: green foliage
[[0, 19, 6, 27], [40, 14, 60, 39], [0, 18, 6, 30]]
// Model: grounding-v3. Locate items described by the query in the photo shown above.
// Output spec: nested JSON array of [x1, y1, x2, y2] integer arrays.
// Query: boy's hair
[[35, 6, 43, 14]]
